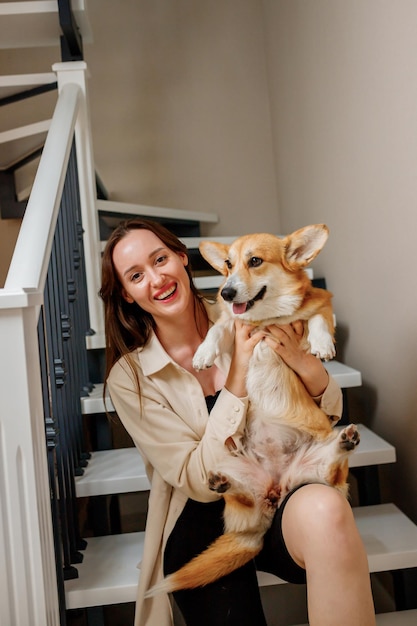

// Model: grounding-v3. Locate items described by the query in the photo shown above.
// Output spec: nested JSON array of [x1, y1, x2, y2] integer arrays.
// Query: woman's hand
[[263, 322, 329, 397], [225, 320, 264, 398]]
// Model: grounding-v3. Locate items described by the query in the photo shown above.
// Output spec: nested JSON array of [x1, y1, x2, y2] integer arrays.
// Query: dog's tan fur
[[146, 224, 359, 597]]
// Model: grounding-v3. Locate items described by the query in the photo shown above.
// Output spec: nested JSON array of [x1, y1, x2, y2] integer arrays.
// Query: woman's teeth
[[155, 285, 176, 300]]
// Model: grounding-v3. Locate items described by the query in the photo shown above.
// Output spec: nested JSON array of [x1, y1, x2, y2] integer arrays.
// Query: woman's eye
[[155, 254, 168, 265], [131, 272, 143, 282]]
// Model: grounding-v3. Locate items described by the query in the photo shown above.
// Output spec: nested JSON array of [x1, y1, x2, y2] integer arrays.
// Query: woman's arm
[[107, 356, 250, 502], [262, 321, 343, 420], [224, 320, 265, 397]]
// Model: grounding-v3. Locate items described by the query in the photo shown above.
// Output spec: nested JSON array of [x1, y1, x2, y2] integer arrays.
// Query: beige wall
[[0, 218, 21, 287], [264, 0, 417, 520], [83, 0, 280, 236]]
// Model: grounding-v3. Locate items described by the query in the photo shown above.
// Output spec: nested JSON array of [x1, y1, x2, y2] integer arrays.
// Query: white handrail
[[0, 73, 86, 626], [4, 82, 81, 295]]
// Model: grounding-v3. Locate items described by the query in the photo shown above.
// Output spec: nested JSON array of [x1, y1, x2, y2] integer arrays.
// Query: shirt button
[[230, 418, 237, 425], [233, 405, 240, 413]]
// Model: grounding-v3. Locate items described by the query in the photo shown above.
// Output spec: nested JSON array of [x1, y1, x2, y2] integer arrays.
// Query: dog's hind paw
[[338, 424, 360, 451], [208, 471, 231, 493]]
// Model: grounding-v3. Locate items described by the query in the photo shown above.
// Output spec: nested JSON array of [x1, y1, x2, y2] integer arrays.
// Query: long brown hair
[[99, 218, 208, 398]]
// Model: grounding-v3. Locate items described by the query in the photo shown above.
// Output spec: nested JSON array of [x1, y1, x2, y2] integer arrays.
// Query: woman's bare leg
[[282, 484, 376, 626]]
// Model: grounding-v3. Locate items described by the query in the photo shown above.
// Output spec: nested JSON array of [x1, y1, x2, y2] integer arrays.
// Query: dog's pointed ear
[[284, 224, 329, 268], [199, 241, 231, 275]]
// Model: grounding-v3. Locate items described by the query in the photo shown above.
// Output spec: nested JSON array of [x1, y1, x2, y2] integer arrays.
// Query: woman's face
[[112, 228, 192, 322]]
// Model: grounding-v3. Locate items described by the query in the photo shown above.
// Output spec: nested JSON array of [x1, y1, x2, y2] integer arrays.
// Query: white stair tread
[[65, 531, 144, 609], [348, 423, 396, 467], [324, 359, 362, 387], [0, 0, 92, 50], [194, 274, 225, 291], [99, 235, 238, 253], [374, 611, 417, 626], [97, 198, 218, 224], [356, 503, 417, 571], [75, 448, 150, 497], [65, 504, 417, 609], [81, 383, 112, 414], [75, 424, 395, 498], [81, 361, 362, 415], [296, 609, 417, 626], [0, 72, 57, 99]]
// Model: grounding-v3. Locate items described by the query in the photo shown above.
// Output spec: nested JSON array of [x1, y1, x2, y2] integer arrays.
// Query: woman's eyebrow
[[122, 247, 166, 277], [149, 247, 165, 258]]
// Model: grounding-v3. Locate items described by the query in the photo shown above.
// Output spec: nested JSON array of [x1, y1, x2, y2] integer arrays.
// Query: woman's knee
[[281, 484, 358, 568]]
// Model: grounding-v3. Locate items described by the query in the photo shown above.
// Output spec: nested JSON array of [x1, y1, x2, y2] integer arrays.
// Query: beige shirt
[[107, 312, 343, 626]]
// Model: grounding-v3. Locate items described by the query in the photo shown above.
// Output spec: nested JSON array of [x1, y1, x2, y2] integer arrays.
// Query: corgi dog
[[146, 224, 360, 597]]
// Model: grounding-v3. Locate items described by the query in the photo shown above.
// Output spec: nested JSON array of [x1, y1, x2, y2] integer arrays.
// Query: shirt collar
[[137, 299, 230, 376], [137, 330, 172, 376]]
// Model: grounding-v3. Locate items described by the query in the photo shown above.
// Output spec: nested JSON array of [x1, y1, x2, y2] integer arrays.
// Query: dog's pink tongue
[[233, 302, 248, 315]]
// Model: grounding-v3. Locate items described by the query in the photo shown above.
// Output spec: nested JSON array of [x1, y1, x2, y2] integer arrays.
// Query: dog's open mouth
[[232, 286, 267, 315]]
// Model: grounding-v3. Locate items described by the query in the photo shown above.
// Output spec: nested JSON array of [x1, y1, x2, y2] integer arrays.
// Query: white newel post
[[53, 61, 104, 338], [0, 291, 60, 626]]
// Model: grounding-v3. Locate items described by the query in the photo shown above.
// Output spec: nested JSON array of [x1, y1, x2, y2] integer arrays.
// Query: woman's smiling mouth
[[154, 284, 177, 301]]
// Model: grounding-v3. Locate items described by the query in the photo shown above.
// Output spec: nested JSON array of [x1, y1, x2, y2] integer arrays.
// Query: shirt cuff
[[205, 387, 248, 445], [316, 374, 343, 422]]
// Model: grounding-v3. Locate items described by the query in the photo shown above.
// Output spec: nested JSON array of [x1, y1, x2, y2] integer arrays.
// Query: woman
[[100, 218, 375, 626]]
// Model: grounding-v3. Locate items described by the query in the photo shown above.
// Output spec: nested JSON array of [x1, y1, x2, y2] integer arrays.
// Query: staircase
[[1, 4, 417, 626]]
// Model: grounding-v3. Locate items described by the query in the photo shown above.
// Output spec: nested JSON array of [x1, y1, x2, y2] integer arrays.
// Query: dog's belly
[[245, 419, 313, 479]]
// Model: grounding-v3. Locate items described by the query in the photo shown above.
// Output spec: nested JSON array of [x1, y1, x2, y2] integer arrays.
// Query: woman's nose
[[149, 268, 164, 286]]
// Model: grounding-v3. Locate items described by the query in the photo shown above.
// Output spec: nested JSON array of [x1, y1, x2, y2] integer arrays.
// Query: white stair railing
[[0, 61, 98, 626]]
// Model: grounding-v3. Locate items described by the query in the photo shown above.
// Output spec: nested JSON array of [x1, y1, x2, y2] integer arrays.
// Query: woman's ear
[[179, 252, 188, 266], [122, 289, 134, 304]]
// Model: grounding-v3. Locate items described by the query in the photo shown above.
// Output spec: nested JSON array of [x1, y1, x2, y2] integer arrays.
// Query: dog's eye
[[249, 257, 263, 268], [225, 259, 232, 270]]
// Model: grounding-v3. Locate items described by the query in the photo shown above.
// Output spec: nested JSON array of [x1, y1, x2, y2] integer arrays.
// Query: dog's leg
[[307, 314, 336, 360], [193, 317, 235, 370], [277, 424, 360, 501], [322, 424, 360, 492]]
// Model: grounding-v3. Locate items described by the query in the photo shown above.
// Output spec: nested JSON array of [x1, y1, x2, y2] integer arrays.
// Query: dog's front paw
[[192, 344, 218, 370], [208, 471, 231, 493], [308, 315, 336, 361], [338, 424, 360, 451], [309, 335, 336, 361]]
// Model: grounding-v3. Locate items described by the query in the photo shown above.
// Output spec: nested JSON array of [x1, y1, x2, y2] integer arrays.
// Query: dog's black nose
[[221, 286, 237, 302]]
